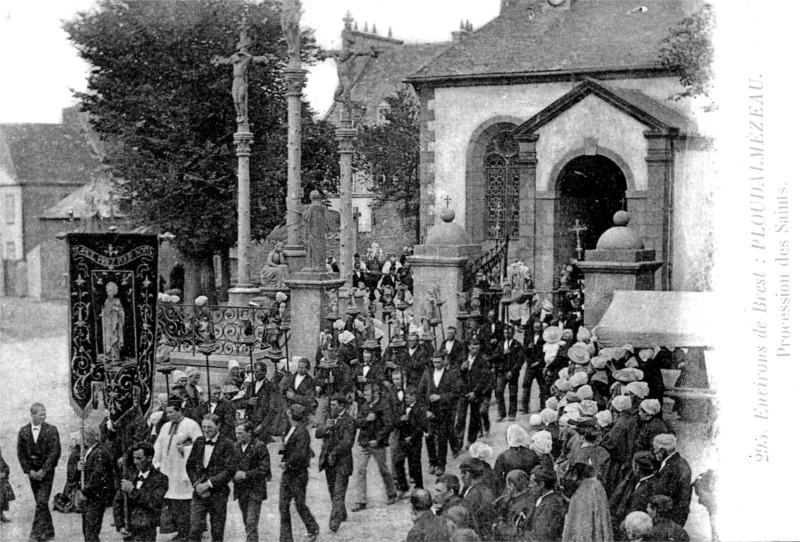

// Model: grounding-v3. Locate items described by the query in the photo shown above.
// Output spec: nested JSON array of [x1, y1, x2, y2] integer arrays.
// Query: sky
[[0, 0, 500, 124]]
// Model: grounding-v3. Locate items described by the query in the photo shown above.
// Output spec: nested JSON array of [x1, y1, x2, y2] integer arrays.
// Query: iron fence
[[156, 303, 281, 356]]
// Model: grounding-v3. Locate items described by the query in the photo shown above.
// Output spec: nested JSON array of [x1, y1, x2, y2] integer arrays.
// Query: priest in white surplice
[[153, 398, 203, 540]]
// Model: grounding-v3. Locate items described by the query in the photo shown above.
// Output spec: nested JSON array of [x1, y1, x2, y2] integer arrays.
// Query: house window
[[5, 242, 15, 260], [483, 130, 520, 240], [5, 195, 15, 224]]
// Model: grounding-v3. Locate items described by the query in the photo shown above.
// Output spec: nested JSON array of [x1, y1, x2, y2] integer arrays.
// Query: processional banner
[[67, 233, 159, 422]]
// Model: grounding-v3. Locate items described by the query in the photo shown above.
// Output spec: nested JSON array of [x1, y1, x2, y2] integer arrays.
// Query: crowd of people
[[4, 299, 717, 542]]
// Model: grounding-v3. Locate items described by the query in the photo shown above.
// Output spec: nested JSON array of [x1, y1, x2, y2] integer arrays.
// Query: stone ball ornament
[[595, 210, 645, 251]]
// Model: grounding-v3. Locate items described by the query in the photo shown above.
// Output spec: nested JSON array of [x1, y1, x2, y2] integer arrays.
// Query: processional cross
[[569, 219, 588, 260]]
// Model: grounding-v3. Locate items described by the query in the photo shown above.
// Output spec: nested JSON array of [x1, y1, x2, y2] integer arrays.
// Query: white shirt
[[504, 339, 512, 352], [659, 452, 677, 473], [408, 347, 418, 357], [285, 426, 296, 443], [203, 436, 218, 468], [433, 368, 444, 387], [254, 379, 264, 395], [136, 469, 151, 490], [445, 340, 454, 354], [31, 423, 41, 444], [240, 443, 249, 454], [397, 390, 404, 403], [209, 402, 217, 414], [467, 356, 477, 371], [84, 444, 97, 459], [295, 374, 307, 388], [362, 364, 371, 377]]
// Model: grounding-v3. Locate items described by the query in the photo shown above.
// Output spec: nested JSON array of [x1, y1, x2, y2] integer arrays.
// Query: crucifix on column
[[569, 219, 588, 261], [444, 196, 452, 208]]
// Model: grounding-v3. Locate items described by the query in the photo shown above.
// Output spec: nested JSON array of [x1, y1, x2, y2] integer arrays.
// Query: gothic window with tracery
[[484, 130, 520, 240]]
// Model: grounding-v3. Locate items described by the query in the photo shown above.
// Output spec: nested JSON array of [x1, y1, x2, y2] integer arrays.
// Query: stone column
[[644, 129, 678, 291], [516, 134, 538, 270], [337, 115, 357, 285], [285, 273, 345, 364], [283, 67, 308, 273], [228, 129, 261, 306]]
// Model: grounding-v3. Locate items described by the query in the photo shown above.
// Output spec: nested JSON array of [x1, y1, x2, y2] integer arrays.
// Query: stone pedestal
[[285, 271, 345, 365], [581, 211, 663, 328], [227, 285, 261, 307], [408, 209, 480, 332], [283, 245, 307, 274]]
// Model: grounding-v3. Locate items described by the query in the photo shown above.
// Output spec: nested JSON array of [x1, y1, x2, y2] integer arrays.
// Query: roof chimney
[[451, 19, 474, 43]]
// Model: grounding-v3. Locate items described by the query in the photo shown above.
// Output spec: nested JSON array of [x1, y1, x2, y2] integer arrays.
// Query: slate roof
[[41, 178, 123, 220], [325, 41, 452, 123], [0, 120, 103, 186], [409, 0, 703, 83]]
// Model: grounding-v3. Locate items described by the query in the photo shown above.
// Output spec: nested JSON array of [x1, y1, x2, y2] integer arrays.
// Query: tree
[[658, 3, 715, 101], [64, 0, 338, 301], [354, 87, 420, 236]]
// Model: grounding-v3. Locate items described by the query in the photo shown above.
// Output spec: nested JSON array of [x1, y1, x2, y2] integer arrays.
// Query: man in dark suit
[[455, 339, 493, 448], [113, 442, 169, 542], [439, 326, 465, 367], [459, 458, 497, 540], [651, 434, 693, 527], [352, 349, 385, 403], [278, 405, 319, 542], [477, 310, 504, 352], [244, 361, 280, 443], [521, 319, 546, 413], [492, 325, 525, 421], [76, 426, 116, 541], [233, 422, 271, 542], [400, 333, 430, 390], [405, 489, 449, 542], [279, 357, 318, 413], [186, 413, 237, 542], [418, 353, 464, 475], [315, 394, 356, 532], [17, 402, 61, 542], [202, 384, 237, 441], [393, 386, 427, 494], [523, 465, 567, 542]]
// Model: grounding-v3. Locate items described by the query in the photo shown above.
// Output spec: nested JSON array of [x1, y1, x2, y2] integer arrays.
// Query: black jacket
[[113, 468, 169, 532], [279, 424, 313, 473], [355, 397, 395, 447], [316, 412, 356, 475], [491, 337, 525, 374], [81, 443, 117, 504], [17, 422, 61, 479], [186, 435, 237, 497], [233, 438, 271, 501]]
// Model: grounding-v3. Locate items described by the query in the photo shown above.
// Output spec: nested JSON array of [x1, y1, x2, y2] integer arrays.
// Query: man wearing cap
[[419, 353, 464, 476], [523, 465, 567, 542], [456, 339, 493, 448], [635, 399, 672, 453], [201, 384, 237, 442], [492, 325, 525, 422], [651, 434, 693, 527], [153, 398, 203, 541], [521, 319, 546, 414]]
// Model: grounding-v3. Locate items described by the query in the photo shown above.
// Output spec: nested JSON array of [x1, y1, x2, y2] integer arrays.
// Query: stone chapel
[[406, 0, 715, 293]]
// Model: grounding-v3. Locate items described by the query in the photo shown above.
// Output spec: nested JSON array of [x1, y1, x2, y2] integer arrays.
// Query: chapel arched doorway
[[553, 154, 627, 286]]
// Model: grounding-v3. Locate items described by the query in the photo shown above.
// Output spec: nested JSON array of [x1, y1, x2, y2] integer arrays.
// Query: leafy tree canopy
[[64, 0, 338, 257], [354, 87, 420, 219], [658, 3, 715, 101]]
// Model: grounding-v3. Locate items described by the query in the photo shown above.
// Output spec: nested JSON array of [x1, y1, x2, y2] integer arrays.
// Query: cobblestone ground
[[0, 298, 713, 541]]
